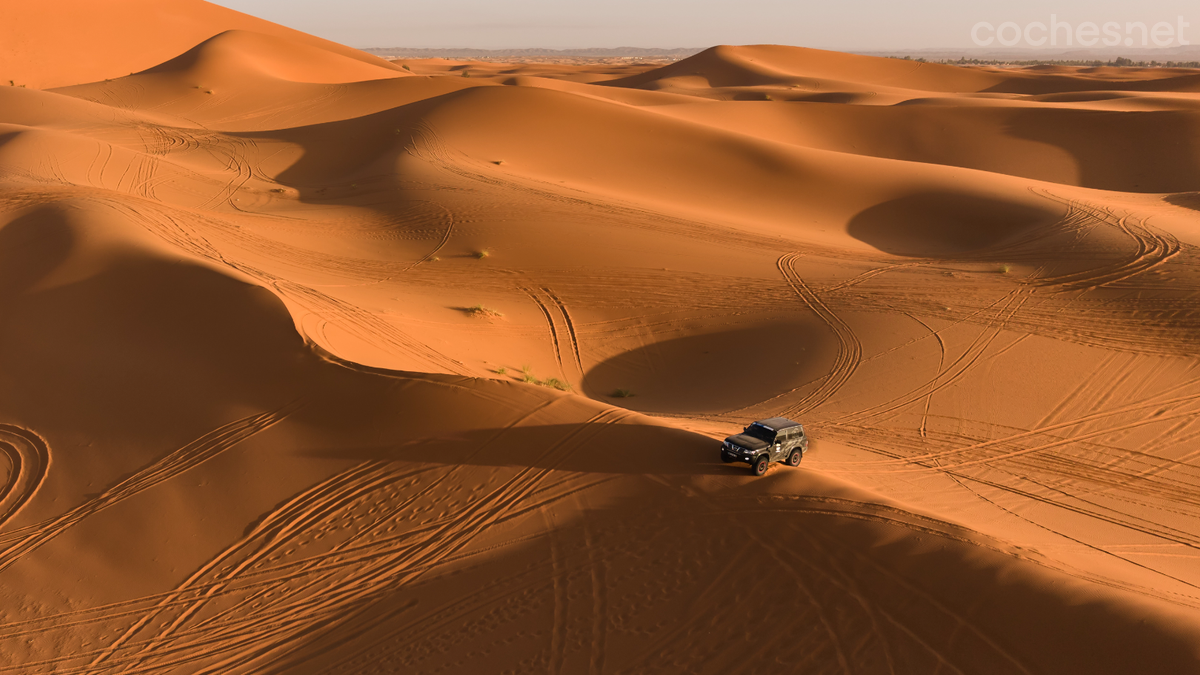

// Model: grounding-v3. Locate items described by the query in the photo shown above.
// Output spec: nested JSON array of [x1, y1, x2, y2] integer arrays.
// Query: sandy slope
[[0, 0, 401, 89], [2, 5, 1200, 672]]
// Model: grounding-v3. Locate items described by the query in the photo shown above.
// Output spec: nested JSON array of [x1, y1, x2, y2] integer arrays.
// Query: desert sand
[[3, 1, 1200, 673]]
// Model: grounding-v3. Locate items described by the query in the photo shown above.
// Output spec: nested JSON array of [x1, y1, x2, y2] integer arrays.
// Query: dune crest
[[0, 0, 400, 89], [143, 30, 408, 85]]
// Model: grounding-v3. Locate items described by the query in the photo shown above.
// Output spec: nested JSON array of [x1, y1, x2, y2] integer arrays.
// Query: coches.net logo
[[971, 15, 1191, 48]]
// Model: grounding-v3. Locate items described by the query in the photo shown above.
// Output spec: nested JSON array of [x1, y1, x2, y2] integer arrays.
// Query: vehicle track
[[272, 279, 472, 376], [839, 290, 1029, 425], [522, 286, 567, 373], [0, 425, 49, 529], [823, 381, 1200, 471], [24, 407, 630, 673], [546, 288, 584, 377], [406, 122, 851, 256], [0, 403, 300, 573], [777, 251, 863, 417], [520, 285, 584, 380], [1026, 192, 1182, 291], [934, 455, 1200, 604]]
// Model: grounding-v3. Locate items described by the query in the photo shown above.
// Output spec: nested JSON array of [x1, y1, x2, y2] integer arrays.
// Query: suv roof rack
[[754, 417, 802, 430]]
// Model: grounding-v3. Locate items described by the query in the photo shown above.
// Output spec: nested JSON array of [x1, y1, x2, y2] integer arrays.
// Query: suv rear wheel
[[787, 449, 802, 467], [752, 456, 769, 476]]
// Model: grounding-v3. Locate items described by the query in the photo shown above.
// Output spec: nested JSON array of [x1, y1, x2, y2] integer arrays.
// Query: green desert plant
[[542, 378, 572, 391], [612, 388, 634, 398], [496, 366, 507, 375], [999, 263, 1012, 274], [402, 64, 412, 71], [462, 70, 471, 78], [521, 365, 538, 383], [475, 249, 490, 259]]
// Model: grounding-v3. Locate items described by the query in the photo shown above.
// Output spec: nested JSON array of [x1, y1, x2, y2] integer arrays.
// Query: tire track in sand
[[0, 425, 50, 529], [1027, 191, 1181, 291], [777, 252, 862, 417], [52, 407, 629, 674], [545, 288, 584, 378], [520, 285, 584, 382], [522, 286, 566, 373], [0, 402, 300, 573]]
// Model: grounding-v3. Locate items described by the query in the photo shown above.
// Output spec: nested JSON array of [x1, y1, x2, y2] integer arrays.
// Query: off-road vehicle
[[720, 417, 808, 476]]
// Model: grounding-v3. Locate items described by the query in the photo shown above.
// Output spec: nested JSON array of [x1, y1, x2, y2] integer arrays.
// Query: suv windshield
[[743, 424, 776, 442]]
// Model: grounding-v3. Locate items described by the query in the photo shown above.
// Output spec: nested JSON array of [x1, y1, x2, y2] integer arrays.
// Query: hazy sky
[[210, 1, 1198, 51]]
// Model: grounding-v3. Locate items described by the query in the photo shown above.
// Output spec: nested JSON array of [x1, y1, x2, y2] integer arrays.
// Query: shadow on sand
[[301, 421, 747, 477]]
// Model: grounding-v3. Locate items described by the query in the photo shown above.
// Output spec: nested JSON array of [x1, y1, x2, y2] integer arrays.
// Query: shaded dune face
[[847, 191, 1062, 257], [0, 207, 75, 302], [4, 11, 1200, 673], [582, 320, 839, 414]]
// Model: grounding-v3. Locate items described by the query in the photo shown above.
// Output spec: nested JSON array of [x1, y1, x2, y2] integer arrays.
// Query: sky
[[210, 0, 1199, 51]]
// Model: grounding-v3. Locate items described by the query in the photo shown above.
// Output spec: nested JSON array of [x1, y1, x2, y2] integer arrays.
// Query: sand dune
[[2, 8, 1200, 674], [608, 44, 1200, 99]]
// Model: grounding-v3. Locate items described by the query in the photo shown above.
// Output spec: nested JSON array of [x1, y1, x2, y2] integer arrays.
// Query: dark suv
[[720, 417, 808, 476]]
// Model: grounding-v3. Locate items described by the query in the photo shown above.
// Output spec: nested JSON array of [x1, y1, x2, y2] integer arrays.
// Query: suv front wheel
[[787, 449, 802, 467], [752, 456, 769, 476]]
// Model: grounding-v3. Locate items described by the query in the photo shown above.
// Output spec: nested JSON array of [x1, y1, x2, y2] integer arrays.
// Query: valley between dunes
[[4, 2, 1200, 673]]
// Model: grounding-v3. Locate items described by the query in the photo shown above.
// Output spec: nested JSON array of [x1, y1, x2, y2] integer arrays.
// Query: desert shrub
[[465, 305, 502, 318], [542, 378, 572, 391]]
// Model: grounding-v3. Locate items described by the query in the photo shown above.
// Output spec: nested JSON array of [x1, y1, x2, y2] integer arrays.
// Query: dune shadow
[[0, 252, 323, 438], [846, 191, 1058, 257], [302, 422, 744, 476], [579, 322, 838, 415], [790, 91, 863, 104], [1001, 109, 1200, 193], [0, 207, 75, 306], [1164, 192, 1200, 212]]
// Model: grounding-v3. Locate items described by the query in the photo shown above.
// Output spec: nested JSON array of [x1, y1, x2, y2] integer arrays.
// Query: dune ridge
[[1, 7, 1200, 674], [0, 0, 401, 89]]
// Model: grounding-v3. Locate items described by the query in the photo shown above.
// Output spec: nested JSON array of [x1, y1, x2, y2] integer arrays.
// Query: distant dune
[[364, 46, 703, 59], [0, 0, 400, 89], [3, 2, 1200, 673]]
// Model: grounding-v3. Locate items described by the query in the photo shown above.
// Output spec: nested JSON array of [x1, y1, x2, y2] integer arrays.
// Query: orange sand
[[2, 3, 1200, 673]]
